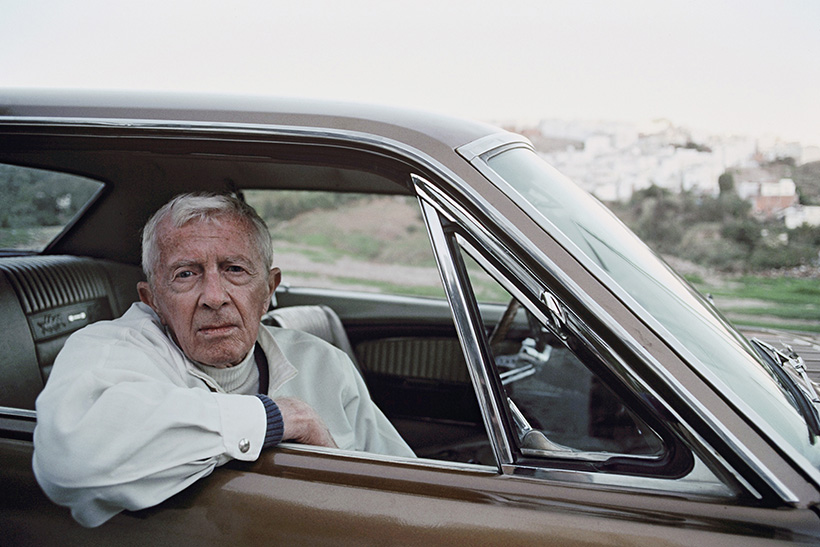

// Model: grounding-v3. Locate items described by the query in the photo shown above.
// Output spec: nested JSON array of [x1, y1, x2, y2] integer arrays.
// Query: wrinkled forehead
[[156, 214, 262, 262]]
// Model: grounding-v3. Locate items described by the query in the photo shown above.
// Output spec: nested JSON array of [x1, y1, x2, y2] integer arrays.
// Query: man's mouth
[[198, 324, 238, 336]]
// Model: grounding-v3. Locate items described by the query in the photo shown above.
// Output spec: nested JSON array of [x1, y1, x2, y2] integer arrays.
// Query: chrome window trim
[[278, 442, 499, 475], [415, 175, 752, 499], [0, 117, 355, 141], [502, 457, 736, 499], [458, 139, 814, 500], [457, 132, 529, 162], [418, 196, 511, 469], [0, 407, 37, 438], [0, 407, 36, 419], [0, 116, 451, 169]]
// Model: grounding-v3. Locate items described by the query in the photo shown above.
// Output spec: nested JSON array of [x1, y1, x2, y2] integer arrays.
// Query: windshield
[[483, 146, 820, 469]]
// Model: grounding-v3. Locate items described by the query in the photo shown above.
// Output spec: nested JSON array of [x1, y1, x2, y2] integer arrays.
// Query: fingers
[[274, 397, 338, 448]]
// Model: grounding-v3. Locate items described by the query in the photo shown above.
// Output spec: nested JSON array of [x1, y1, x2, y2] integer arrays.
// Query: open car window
[[242, 188, 493, 467], [244, 190, 444, 299]]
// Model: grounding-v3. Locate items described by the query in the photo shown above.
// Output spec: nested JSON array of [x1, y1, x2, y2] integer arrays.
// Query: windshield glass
[[483, 146, 820, 468]]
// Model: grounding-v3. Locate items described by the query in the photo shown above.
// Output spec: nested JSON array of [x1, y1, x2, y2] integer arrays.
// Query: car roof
[[0, 88, 501, 152]]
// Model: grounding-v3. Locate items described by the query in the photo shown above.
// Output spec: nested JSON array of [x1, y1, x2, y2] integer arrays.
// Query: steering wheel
[[488, 298, 520, 349], [489, 297, 555, 354]]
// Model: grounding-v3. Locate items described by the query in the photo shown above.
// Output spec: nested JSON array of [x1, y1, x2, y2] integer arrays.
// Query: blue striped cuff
[[255, 394, 284, 448]]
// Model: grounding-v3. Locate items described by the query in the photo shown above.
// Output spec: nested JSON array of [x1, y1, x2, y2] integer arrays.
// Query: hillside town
[[507, 118, 820, 229]]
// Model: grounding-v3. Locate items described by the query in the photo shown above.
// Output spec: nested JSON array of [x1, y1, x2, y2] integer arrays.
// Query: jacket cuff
[[255, 394, 284, 448]]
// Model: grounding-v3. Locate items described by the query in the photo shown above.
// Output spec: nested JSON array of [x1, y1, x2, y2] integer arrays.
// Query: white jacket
[[33, 302, 413, 527]]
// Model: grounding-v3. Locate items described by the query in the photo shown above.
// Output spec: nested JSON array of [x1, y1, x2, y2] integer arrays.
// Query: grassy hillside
[[686, 272, 820, 333]]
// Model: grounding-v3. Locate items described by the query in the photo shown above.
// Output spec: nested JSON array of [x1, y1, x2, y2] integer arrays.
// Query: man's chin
[[187, 343, 250, 369]]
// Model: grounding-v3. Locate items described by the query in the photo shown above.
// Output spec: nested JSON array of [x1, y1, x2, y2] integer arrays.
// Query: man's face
[[138, 215, 279, 368]]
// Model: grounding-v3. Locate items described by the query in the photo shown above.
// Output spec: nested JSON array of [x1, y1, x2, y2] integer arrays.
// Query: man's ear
[[138, 281, 158, 313], [269, 267, 282, 293], [265, 267, 282, 312]]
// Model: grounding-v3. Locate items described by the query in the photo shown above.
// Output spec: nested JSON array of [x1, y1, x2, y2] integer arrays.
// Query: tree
[[721, 219, 761, 255], [628, 185, 685, 253], [718, 171, 735, 196]]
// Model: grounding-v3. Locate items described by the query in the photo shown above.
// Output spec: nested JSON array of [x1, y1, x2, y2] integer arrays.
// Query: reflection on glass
[[461, 250, 663, 457], [485, 148, 820, 467]]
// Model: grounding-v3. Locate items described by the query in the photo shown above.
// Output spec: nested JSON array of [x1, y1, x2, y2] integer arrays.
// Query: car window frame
[[413, 174, 766, 500], [0, 130, 509, 477]]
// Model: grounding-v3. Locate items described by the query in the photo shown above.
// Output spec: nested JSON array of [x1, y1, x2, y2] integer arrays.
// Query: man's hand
[[274, 397, 338, 448]]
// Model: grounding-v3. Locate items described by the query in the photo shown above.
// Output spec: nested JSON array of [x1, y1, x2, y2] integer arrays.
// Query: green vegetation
[[331, 277, 445, 298], [247, 191, 437, 268], [0, 165, 101, 230], [245, 190, 444, 298], [608, 183, 820, 273], [605, 166, 820, 331], [794, 161, 820, 205], [0, 164, 103, 250], [246, 190, 362, 223], [688, 273, 820, 332], [700, 276, 820, 308], [0, 226, 64, 249]]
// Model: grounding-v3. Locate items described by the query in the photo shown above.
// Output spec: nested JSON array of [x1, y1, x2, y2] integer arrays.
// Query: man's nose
[[200, 272, 230, 309]]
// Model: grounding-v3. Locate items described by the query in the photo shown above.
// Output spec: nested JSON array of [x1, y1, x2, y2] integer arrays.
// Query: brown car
[[1, 89, 819, 545]]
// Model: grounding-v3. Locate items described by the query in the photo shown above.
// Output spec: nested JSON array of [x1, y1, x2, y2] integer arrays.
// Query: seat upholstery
[[0, 256, 143, 409], [0, 256, 360, 411], [262, 305, 360, 371]]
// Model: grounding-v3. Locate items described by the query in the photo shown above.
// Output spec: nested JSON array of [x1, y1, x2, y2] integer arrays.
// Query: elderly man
[[33, 193, 413, 528]]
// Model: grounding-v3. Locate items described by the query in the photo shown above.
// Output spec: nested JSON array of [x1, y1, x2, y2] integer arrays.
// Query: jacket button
[[239, 438, 250, 453]]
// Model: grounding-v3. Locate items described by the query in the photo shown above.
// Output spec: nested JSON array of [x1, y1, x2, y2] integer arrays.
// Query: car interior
[[0, 128, 685, 475], [0, 130, 500, 466]]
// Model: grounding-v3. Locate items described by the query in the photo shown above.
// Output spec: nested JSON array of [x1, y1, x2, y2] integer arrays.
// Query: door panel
[[274, 287, 490, 462], [4, 438, 818, 545]]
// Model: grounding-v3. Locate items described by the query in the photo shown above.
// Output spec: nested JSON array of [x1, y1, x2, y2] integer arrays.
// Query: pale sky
[[2, 0, 819, 146]]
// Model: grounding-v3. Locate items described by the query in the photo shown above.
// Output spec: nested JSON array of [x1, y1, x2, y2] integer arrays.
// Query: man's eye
[[175, 271, 194, 279], [226, 265, 246, 273]]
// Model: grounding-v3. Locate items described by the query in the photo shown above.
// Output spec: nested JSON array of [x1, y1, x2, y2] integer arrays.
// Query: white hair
[[141, 193, 273, 285]]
